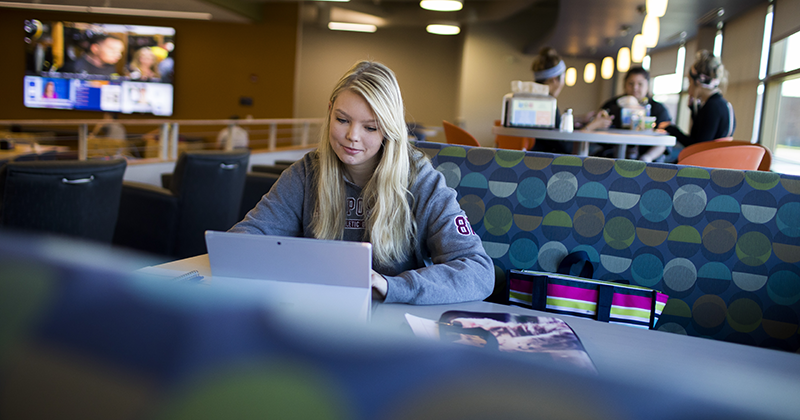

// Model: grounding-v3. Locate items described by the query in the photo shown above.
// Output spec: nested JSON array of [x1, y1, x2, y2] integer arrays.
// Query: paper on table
[[405, 313, 440, 339], [136, 266, 206, 283]]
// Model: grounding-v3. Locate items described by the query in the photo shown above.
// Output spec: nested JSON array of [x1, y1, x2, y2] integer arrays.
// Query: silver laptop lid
[[205, 231, 372, 289]]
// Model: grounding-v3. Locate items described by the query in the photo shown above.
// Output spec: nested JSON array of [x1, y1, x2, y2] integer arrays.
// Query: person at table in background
[[61, 34, 125, 77], [91, 112, 126, 141], [530, 47, 613, 154], [598, 66, 672, 162], [662, 50, 735, 148], [128, 47, 161, 81], [230, 60, 494, 304], [216, 115, 250, 149]]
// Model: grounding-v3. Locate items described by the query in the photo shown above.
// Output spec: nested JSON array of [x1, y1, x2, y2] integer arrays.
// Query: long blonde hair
[[312, 60, 422, 266]]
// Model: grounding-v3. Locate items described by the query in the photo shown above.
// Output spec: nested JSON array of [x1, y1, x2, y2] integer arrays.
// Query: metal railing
[[0, 118, 324, 162]]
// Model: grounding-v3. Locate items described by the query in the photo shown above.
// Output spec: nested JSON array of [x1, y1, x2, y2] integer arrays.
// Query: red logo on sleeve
[[453, 215, 475, 236]]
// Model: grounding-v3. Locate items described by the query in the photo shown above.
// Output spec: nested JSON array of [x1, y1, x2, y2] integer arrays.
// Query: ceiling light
[[426, 24, 460, 35], [642, 55, 651, 71], [328, 22, 377, 33], [642, 14, 660, 48], [631, 34, 647, 63], [565, 67, 577, 87], [646, 0, 668, 18], [601, 57, 614, 79], [584, 62, 596, 84], [330, 7, 386, 26], [617, 47, 631, 73], [420, 0, 463, 12], [0, 1, 212, 19]]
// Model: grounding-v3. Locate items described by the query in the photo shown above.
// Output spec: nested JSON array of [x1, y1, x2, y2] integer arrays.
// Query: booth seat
[[415, 141, 800, 352]]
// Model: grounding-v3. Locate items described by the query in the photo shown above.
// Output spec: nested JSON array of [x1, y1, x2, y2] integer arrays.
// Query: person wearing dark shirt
[[599, 67, 672, 161], [62, 35, 125, 77], [663, 50, 736, 148]]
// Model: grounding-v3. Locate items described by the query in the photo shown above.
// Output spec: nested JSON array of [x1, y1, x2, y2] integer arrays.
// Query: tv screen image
[[23, 19, 175, 116]]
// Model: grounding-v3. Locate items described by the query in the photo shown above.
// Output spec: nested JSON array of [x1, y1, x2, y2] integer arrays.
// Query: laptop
[[204, 230, 373, 322]]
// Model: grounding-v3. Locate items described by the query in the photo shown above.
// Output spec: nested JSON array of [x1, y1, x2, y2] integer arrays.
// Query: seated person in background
[[530, 47, 613, 155], [598, 67, 672, 162], [230, 61, 494, 304], [216, 116, 249, 149], [91, 112, 126, 140], [128, 47, 161, 81], [662, 50, 736, 148], [61, 34, 125, 77]]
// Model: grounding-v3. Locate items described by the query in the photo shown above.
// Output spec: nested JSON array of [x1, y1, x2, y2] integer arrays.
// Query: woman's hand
[[655, 121, 671, 134], [371, 270, 388, 300], [583, 110, 614, 131]]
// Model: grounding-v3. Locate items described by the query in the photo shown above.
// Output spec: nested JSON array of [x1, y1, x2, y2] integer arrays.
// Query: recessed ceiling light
[[420, 1, 463, 12], [426, 24, 460, 35], [328, 22, 377, 33]]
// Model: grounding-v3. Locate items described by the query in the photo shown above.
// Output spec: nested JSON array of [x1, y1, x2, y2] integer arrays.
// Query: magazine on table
[[407, 311, 596, 373]]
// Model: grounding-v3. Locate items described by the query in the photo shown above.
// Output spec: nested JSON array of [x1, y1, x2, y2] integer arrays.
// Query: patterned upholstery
[[416, 141, 800, 352]]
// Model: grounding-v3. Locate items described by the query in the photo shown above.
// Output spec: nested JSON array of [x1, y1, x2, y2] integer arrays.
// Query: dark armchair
[[0, 159, 127, 243], [113, 150, 250, 259]]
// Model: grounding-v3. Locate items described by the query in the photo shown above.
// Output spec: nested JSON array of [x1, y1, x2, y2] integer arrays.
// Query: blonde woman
[[128, 47, 160, 81], [231, 61, 493, 304], [663, 50, 735, 147]]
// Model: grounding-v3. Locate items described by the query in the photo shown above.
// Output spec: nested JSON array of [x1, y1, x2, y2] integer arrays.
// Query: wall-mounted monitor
[[23, 19, 175, 116]]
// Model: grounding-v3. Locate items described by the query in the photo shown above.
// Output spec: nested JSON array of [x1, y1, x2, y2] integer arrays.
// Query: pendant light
[[565, 67, 577, 86], [601, 56, 614, 79], [617, 47, 631, 73], [646, 0, 668, 17], [631, 34, 647, 63], [642, 14, 660, 48], [584, 62, 596, 84]]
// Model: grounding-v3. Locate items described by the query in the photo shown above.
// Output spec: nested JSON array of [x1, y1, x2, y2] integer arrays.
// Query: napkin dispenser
[[501, 93, 558, 128]]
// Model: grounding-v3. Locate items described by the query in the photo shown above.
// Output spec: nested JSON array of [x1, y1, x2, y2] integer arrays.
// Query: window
[[652, 45, 686, 129], [761, 10, 800, 174]]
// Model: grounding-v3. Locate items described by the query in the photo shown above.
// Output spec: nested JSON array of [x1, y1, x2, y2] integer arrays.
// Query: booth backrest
[[416, 141, 800, 352]]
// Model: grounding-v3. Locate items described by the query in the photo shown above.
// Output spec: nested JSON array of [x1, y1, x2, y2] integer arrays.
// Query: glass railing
[[0, 118, 324, 162]]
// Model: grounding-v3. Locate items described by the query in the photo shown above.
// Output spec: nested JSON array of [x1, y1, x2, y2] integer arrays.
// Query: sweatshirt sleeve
[[228, 157, 309, 237], [664, 124, 693, 148], [382, 165, 494, 305]]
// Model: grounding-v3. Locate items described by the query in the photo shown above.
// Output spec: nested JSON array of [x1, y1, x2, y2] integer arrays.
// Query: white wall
[[295, 24, 463, 143]]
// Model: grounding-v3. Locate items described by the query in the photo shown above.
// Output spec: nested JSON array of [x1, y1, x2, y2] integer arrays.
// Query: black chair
[[114, 150, 250, 259], [238, 171, 280, 221], [0, 159, 127, 243], [251, 163, 291, 175]]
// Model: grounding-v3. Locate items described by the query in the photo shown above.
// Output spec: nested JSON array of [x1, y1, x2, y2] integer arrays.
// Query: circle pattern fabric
[[424, 142, 800, 352]]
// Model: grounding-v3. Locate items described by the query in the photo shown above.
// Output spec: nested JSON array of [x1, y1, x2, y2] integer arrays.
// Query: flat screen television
[[23, 19, 175, 116]]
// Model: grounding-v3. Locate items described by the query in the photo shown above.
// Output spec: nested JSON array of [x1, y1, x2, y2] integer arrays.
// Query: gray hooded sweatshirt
[[229, 150, 494, 304]]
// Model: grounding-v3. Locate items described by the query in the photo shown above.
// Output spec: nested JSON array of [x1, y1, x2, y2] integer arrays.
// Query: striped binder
[[508, 269, 669, 330]]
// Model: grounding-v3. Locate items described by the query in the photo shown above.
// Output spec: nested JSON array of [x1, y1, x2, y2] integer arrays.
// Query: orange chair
[[678, 140, 772, 171], [679, 145, 766, 171], [494, 120, 535, 151], [442, 120, 481, 147]]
